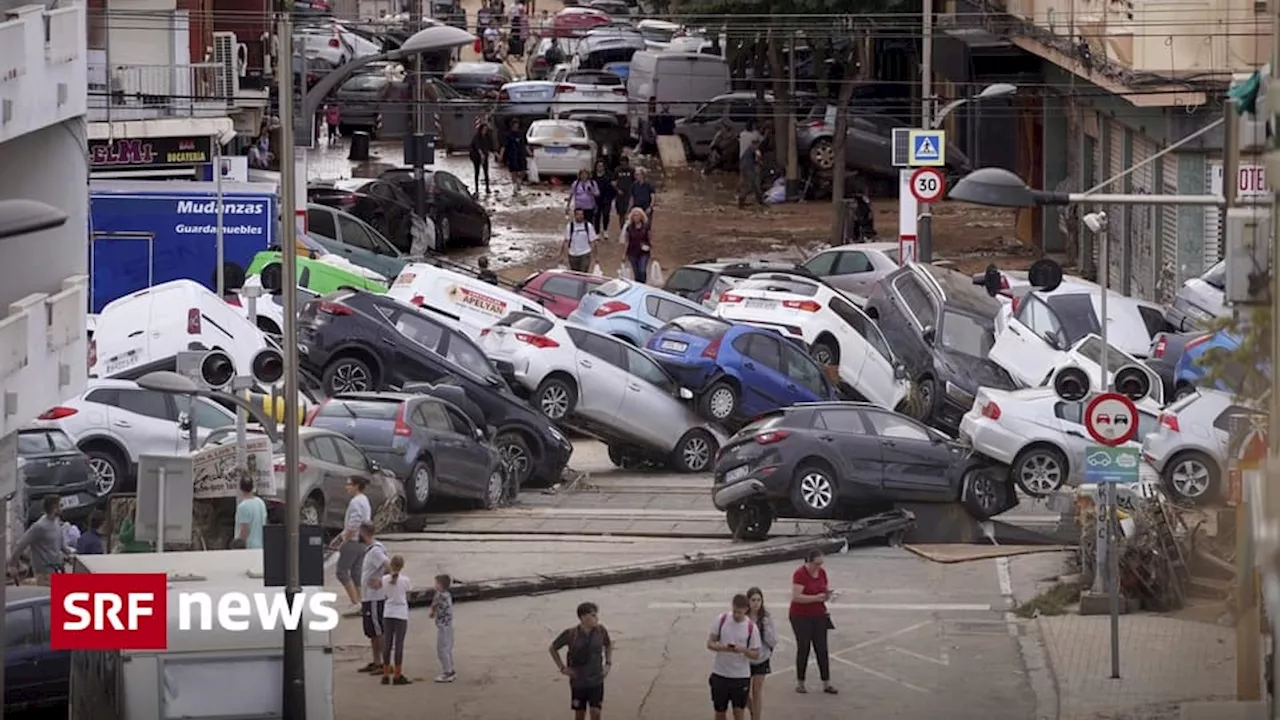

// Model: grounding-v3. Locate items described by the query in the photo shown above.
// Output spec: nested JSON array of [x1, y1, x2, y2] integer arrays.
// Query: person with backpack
[[707, 594, 761, 720], [550, 602, 613, 720], [745, 587, 778, 720], [561, 206, 598, 273], [568, 168, 600, 228]]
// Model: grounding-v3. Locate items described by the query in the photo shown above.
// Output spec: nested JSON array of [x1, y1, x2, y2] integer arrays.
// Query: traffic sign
[[1084, 445, 1141, 484], [898, 234, 918, 264], [909, 167, 946, 203], [1084, 392, 1139, 446], [907, 129, 946, 166]]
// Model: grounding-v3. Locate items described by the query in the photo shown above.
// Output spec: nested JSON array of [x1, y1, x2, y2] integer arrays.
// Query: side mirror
[[678, 387, 694, 400], [921, 326, 936, 345], [893, 363, 907, 381], [1043, 333, 1062, 351], [485, 375, 502, 387]]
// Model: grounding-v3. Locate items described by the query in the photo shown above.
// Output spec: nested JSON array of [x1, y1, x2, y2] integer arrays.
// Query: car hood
[[935, 349, 1013, 392]]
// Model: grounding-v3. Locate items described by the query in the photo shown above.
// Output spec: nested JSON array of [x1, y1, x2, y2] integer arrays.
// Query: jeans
[[790, 615, 831, 682], [437, 624, 455, 675], [627, 252, 650, 284], [599, 197, 615, 232], [382, 617, 407, 666], [472, 153, 490, 193], [738, 167, 763, 206]]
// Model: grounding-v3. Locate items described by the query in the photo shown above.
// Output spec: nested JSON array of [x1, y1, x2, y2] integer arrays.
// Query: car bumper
[[1140, 438, 1174, 474], [957, 413, 1019, 465], [712, 478, 768, 510], [532, 151, 596, 176], [496, 104, 553, 119]]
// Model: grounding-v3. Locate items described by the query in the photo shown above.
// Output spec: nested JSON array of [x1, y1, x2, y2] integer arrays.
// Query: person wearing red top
[[788, 550, 837, 694]]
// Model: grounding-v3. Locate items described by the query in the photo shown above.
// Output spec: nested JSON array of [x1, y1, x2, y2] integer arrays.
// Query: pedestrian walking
[[736, 136, 764, 208], [9, 495, 67, 584], [501, 119, 528, 190], [622, 208, 652, 284], [470, 118, 495, 195], [745, 587, 777, 720], [569, 168, 600, 227], [592, 160, 616, 233], [550, 602, 613, 720], [380, 555, 412, 685], [612, 155, 634, 228], [707, 594, 761, 720], [330, 476, 373, 613], [325, 104, 341, 144], [789, 550, 837, 694], [430, 573, 457, 682], [476, 255, 500, 284], [358, 522, 390, 675], [628, 167, 655, 221], [561, 207, 598, 273], [75, 512, 106, 555], [234, 475, 267, 550]]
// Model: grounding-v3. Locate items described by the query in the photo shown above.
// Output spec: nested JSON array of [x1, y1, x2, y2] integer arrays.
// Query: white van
[[69, 550, 334, 720], [626, 51, 730, 139], [387, 261, 552, 342], [91, 279, 271, 382]]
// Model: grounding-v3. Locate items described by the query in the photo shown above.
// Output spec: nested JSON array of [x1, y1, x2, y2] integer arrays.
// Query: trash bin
[[349, 131, 371, 161]]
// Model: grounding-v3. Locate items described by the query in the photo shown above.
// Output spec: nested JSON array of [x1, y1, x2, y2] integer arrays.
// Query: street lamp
[[135, 371, 282, 443], [0, 199, 68, 240], [948, 167, 1225, 207], [932, 82, 1017, 129]]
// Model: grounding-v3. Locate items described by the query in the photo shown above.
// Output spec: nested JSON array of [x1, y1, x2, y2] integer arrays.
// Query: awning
[[87, 117, 237, 144]]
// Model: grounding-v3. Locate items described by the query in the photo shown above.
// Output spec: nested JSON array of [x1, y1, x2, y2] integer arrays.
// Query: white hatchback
[[527, 119, 598, 179], [387, 261, 552, 342]]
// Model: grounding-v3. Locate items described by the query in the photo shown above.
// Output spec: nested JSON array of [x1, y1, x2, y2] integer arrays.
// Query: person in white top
[[357, 522, 390, 675], [706, 594, 761, 720], [561, 207, 598, 273], [329, 476, 372, 612], [380, 555, 412, 685]]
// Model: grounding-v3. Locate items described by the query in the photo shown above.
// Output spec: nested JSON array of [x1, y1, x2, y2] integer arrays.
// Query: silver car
[[1141, 389, 1259, 504], [1164, 260, 1228, 332], [797, 242, 902, 297]]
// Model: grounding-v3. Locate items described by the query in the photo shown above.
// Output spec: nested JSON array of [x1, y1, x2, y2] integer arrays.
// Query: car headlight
[[548, 426, 568, 446], [945, 381, 975, 407]]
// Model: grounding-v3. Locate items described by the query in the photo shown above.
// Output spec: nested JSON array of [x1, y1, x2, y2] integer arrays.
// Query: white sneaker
[[343, 603, 362, 617], [434, 673, 456, 683]]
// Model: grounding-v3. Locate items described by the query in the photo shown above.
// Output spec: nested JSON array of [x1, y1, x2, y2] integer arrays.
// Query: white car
[[1164, 260, 1229, 332], [960, 386, 1160, 496], [295, 21, 382, 65], [713, 272, 909, 411], [636, 19, 681, 50], [478, 311, 726, 472], [387, 261, 551, 342], [995, 278, 1167, 357], [91, 280, 274, 384], [1142, 389, 1260, 503], [33, 379, 235, 495], [237, 276, 321, 337], [527, 119, 598, 179], [550, 69, 629, 123]]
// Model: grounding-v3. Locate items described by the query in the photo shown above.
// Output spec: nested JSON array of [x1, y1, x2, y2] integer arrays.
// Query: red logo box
[[50, 573, 169, 650]]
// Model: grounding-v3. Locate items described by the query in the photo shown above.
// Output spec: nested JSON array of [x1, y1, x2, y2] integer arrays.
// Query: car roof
[[330, 392, 414, 402], [914, 264, 1002, 315], [85, 378, 143, 391], [813, 242, 898, 255], [7, 586, 51, 604]]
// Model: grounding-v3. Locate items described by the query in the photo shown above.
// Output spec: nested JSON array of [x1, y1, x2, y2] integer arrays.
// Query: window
[[444, 407, 475, 436], [815, 409, 866, 434], [307, 208, 338, 240], [336, 214, 377, 251], [800, 252, 838, 277], [625, 347, 673, 391], [865, 411, 932, 441], [434, 172, 467, 194], [1054, 402, 1084, 424], [781, 342, 826, 396], [1202, 261, 1226, 290], [1137, 306, 1167, 339], [192, 400, 234, 430], [892, 274, 937, 328], [833, 251, 873, 275], [444, 334, 496, 378], [5, 606, 37, 647], [85, 388, 121, 406], [727, 102, 755, 123], [541, 275, 585, 299], [340, 74, 386, 92], [496, 313, 556, 335], [645, 295, 698, 322], [394, 312, 445, 350], [744, 333, 783, 371], [324, 400, 401, 420], [691, 100, 728, 122], [1021, 296, 1065, 346], [569, 329, 626, 368], [414, 401, 454, 432], [332, 436, 370, 470], [1043, 294, 1098, 343], [307, 436, 343, 465], [116, 390, 173, 421], [1074, 337, 1137, 375], [827, 296, 892, 362], [1214, 406, 1265, 433], [665, 267, 713, 292], [17, 429, 76, 454]]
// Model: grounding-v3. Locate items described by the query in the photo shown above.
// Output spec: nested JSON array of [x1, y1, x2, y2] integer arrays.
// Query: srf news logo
[[50, 574, 340, 650]]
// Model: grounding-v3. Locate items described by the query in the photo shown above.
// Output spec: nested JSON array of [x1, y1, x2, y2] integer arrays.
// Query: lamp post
[[135, 371, 283, 444], [948, 167, 1225, 208]]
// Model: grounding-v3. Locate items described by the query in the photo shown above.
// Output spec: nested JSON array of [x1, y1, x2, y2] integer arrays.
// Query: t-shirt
[[565, 221, 597, 257], [14, 515, 64, 572], [553, 625, 612, 689], [630, 181, 654, 210], [433, 590, 454, 628], [382, 573, 411, 620], [738, 129, 762, 157], [360, 541, 390, 602], [344, 493, 372, 535], [789, 565, 829, 617], [75, 530, 105, 555], [614, 166, 635, 198], [709, 613, 760, 679], [570, 180, 598, 210], [235, 495, 268, 550]]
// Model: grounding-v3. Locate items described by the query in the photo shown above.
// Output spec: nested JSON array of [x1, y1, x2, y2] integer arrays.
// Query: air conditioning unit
[[213, 31, 238, 108]]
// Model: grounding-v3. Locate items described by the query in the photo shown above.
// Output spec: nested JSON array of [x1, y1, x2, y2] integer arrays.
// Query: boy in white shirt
[[706, 594, 761, 720]]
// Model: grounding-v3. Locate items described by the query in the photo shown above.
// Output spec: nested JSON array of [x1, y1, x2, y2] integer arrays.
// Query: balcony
[[88, 61, 232, 122], [0, 276, 88, 438], [0, 3, 88, 145]]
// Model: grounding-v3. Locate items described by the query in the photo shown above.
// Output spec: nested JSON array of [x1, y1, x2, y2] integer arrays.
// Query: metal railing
[[89, 62, 228, 118]]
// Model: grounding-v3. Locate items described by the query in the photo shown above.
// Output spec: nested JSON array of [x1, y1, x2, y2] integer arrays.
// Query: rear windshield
[[567, 71, 623, 85], [17, 429, 75, 454], [665, 267, 713, 292], [736, 277, 819, 296], [667, 316, 729, 339], [530, 123, 588, 140], [1202, 261, 1225, 290], [453, 62, 499, 74], [593, 278, 631, 297], [496, 313, 555, 335], [317, 400, 402, 420]]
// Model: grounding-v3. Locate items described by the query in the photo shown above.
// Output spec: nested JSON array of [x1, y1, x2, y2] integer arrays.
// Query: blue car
[[646, 315, 840, 424], [1173, 329, 1267, 398], [568, 278, 710, 347]]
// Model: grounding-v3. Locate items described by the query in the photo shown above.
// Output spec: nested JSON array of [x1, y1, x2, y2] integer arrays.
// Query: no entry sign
[[909, 167, 946, 203], [1084, 392, 1139, 446]]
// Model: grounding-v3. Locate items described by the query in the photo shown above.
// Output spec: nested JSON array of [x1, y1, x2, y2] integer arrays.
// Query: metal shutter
[[1106, 119, 1127, 290], [1089, 119, 1104, 271], [1159, 153, 1180, 302], [1204, 160, 1223, 269], [1129, 135, 1157, 300]]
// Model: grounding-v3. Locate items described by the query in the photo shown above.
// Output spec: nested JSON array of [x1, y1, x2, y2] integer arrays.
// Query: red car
[[551, 7, 611, 37], [515, 269, 608, 318]]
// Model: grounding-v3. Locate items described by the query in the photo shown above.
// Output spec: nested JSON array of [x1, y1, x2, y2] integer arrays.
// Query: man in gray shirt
[[737, 133, 764, 209], [357, 522, 389, 674], [329, 476, 372, 613], [706, 594, 761, 720], [10, 495, 68, 585]]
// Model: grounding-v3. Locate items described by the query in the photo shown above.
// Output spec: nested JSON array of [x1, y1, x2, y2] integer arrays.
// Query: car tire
[[1162, 451, 1219, 503], [481, 466, 505, 509], [322, 357, 374, 395], [810, 338, 839, 367], [534, 376, 577, 421], [726, 501, 774, 541], [438, 216, 452, 249], [962, 466, 1008, 520], [480, 218, 492, 246], [405, 460, 433, 513], [1011, 445, 1068, 496], [699, 381, 738, 423], [607, 444, 633, 468], [790, 463, 838, 517], [301, 494, 323, 527], [1173, 383, 1196, 401], [808, 137, 835, 171], [494, 431, 533, 486], [83, 446, 126, 496], [913, 376, 938, 423], [671, 430, 716, 473]]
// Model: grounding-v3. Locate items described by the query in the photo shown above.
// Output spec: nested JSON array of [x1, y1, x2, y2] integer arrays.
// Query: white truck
[[68, 550, 335, 720]]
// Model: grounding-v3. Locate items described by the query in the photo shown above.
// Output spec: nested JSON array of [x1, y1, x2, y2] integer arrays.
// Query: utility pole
[[412, 0, 429, 219], [785, 32, 798, 192], [1264, 9, 1280, 705], [917, 0, 935, 262], [274, 3, 307, 718]]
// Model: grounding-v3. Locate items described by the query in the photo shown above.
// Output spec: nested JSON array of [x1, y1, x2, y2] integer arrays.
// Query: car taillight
[[783, 300, 821, 312], [444, 74, 457, 84], [800, 120, 824, 130], [187, 308, 201, 334], [755, 430, 790, 445], [981, 402, 1001, 420], [594, 301, 629, 317], [1000, 275, 1010, 290], [394, 404, 413, 436], [328, 38, 340, 47], [702, 337, 721, 359], [535, 58, 547, 67], [720, 293, 743, 304], [316, 301, 353, 315], [273, 462, 309, 473], [38, 406, 78, 420], [498, 90, 510, 101], [612, 87, 627, 96], [1160, 413, 1180, 432], [516, 332, 560, 348], [88, 339, 97, 367], [225, 296, 242, 307], [1153, 336, 1168, 358], [1010, 296, 1022, 314], [555, 84, 576, 94], [1184, 333, 1211, 351], [571, 143, 592, 151]]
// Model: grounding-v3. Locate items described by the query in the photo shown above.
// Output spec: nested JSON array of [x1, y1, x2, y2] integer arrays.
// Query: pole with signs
[[214, 139, 225, 296]]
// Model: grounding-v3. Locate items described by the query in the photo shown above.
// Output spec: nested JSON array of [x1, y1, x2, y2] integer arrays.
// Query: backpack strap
[[717, 613, 726, 639]]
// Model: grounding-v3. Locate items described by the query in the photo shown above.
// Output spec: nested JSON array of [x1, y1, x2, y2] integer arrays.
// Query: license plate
[[583, 90, 603, 97], [660, 340, 688, 352], [103, 352, 139, 374], [745, 299, 775, 310], [725, 465, 751, 482], [59, 495, 80, 509], [545, 147, 567, 154]]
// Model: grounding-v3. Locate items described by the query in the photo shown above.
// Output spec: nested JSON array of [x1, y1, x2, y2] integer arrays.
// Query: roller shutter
[[1159, 153, 1180, 302], [1204, 160, 1223, 269], [1090, 121, 1105, 271], [1105, 119, 1127, 290], [1129, 135, 1157, 301]]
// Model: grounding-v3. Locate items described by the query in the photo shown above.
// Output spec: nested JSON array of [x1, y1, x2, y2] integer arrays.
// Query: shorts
[[570, 684, 604, 710], [709, 673, 750, 712], [751, 659, 771, 676], [361, 600, 385, 638], [336, 540, 366, 584]]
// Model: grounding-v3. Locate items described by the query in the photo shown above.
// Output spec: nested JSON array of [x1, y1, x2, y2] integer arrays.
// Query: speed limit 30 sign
[[909, 167, 947, 203]]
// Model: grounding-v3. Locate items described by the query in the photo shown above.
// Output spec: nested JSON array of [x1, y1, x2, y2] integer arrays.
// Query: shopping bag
[[648, 260, 664, 286], [527, 158, 540, 184], [618, 262, 633, 280]]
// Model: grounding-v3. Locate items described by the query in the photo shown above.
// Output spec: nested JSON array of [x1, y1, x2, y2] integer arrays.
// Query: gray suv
[[674, 91, 819, 161]]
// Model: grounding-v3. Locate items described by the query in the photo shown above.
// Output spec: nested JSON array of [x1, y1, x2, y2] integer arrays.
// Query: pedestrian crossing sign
[[908, 130, 946, 167]]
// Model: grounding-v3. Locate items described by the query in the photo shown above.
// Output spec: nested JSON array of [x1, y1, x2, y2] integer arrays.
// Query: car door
[[989, 294, 1069, 387], [307, 206, 341, 243], [730, 332, 790, 412], [111, 388, 182, 457], [828, 250, 882, 297], [4, 605, 43, 709], [436, 172, 479, 238], [189, 398, 235, 447], [412, 400, 466, 492], [442, 404, 493, 497], [863, 409, 957, 499], [1050, 400, 1094, 484], [827, 295, 901, 408], [811, 407, 884, 498], [565, 328, 627, 421], [683, 99, 728, 155], [376, 306, 449, 387], [304, 435, 351, 528], [331, 434, 387, 510], [619, 344, 685, 450], [780, 340, 833, 404]]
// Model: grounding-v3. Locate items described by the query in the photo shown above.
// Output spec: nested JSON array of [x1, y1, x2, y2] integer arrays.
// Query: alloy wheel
[[486, 470, 504, 507], [968, 471, 999, 514], [500, 442, 530, 479], [539, 384, 571, 419], [331, 363, 369, 393], [413, 466, 431, 505], [708, 387, 734, 419], [1017, 453, 1063, 494], [300, 502, 321, 526], [810, 140, 835, 170], [88, 458, 116, 495], [682, 435, 711, 471], [799, 472, 833, 510], [1170, 459, 1212, 498], [812, 347, 834, 366]]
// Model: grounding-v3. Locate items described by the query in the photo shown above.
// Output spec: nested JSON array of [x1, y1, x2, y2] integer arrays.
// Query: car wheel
[[480, 218, 492, 246], [699, 381, 738, 423], [84, 448, 124, 496], [1173, 383, 1196, 401], [726, 501, 774, 541], [405, 460, 432, 513], [534, 376, 577, 421], [962, 466, 1008, 520], [323, 357, 373, 395], [810, 339, 839, 367], [672, 430, 715, 473], [495, 431, 533, 486], [438, 216, 452, 249], [808, 137, 835, 171], [607, 444, 633, 468], [1012, 445, 1067, 496], [300, 495, 323, 526], [790, 464, 837, 517], [680, 135, 694, 162], [1163, 451, 1218, 503], [913, 377, 937, 422], [482, 466, 505, 509]]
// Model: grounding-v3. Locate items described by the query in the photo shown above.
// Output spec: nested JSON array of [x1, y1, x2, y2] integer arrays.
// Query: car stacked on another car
[[662, 258, 804, 310], [515, 268, 610, 318], [1142, 389, 1264, 504], [16, 427, 106, 524], [569, 277, 710, 347]]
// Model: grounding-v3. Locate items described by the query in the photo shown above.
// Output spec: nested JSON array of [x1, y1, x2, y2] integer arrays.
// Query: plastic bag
[[527, 159, 540, 184], [765, 177, 787, 205], [618, 262, 633, 280], [648, 260, 664, 286], [590, 263, 603, 276]]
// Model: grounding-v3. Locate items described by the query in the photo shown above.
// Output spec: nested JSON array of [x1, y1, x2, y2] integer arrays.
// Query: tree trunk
[[828, 46, 858, 242], [766, 30, 790, 174]]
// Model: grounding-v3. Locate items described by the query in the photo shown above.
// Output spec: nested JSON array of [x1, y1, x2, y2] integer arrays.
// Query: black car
[[18, 428, 104, 524], [378, 167, 492, 249], [865, 264, 1016, 433], [309, 179, 420, 254], [709, 403, 1013, 540], [443, 61, 516, 97], [297, 289, 572, 486], [663, 258, 808, 305], [5, 587, 69, 713]]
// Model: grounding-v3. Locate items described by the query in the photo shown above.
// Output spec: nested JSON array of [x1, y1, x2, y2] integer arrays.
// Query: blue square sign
[[908, 130, 945, 167], [1084, 445, 1140, 484]]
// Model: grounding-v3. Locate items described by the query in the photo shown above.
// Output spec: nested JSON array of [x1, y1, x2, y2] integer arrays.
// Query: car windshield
[[1044, 293, 1101, 344], [667, 316, 729, 339], [938, 309, 995, 358], [318, 400, 401, 420], [736, 277, 819, 296], [17, 429, 76, 454], [495, 313, 555, 335], [341, 74, 386, 91], [665, 267, 713, 292], [592, 278, 631, 297], [640, 25, 676, 42], [453, 62, 498, 74], [530, 123, 588, 140], [1201, 261, 1226, 290], [1074, 336, 1138, 374]]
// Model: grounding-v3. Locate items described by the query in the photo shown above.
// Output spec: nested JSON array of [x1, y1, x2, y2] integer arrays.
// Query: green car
[[247, 251, 388, 295]]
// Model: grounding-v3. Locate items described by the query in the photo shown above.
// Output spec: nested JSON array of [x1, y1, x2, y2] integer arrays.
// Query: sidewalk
[[1039, 613, 1235, 719]]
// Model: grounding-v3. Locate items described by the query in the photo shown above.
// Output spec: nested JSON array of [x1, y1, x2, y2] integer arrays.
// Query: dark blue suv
[[6, 587, 69, 713], [645, 315, 839, 425]]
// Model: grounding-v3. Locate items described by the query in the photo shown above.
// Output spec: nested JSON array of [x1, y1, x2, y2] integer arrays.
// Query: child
[[429, 574, 456, 683], [381, 556, 411, 685]]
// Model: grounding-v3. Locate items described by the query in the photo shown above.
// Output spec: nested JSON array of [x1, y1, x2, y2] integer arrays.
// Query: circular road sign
[[910, 167, 947, 203], [1084, 392, 1139, 446]]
